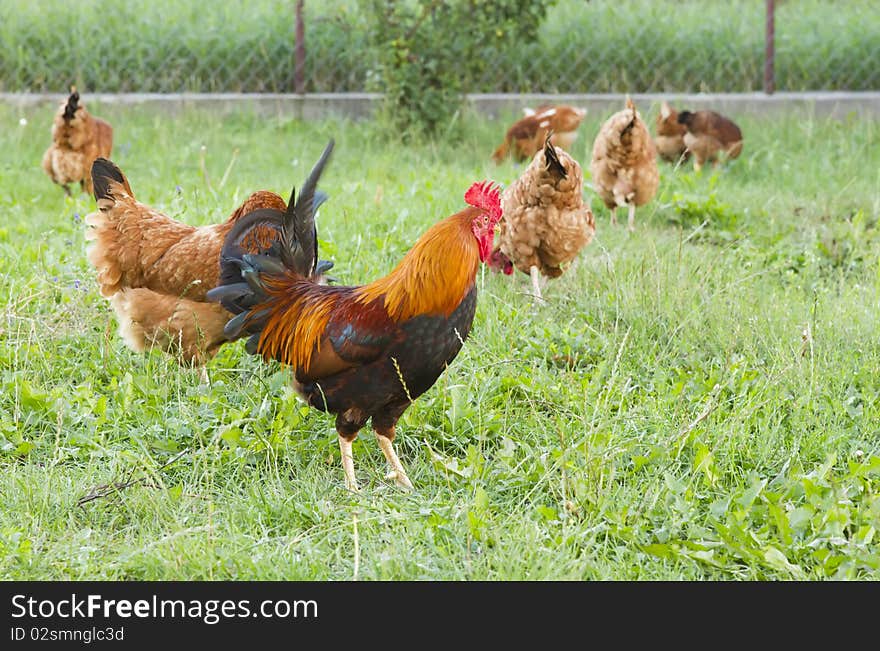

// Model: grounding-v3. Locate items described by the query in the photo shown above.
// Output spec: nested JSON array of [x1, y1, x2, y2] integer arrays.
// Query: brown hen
[[41, 88, 113, 196], [84, 158, 331, 367], [489, 134, 595, 300], [590, 97, 659, 232], [677, 109, 743, 171]]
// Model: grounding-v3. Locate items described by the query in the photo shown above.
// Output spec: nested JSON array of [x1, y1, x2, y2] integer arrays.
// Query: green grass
[[1, 101, 879, 580], [1, 0, 877, 93]]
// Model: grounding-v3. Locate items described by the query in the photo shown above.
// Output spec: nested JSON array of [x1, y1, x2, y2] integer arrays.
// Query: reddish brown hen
[[492, 105, 586, 163], [677, 109, 743, 171]]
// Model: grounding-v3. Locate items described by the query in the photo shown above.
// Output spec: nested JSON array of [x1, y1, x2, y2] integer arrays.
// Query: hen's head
[[465, 180, 503, 263], [487, 247, 514, 275]]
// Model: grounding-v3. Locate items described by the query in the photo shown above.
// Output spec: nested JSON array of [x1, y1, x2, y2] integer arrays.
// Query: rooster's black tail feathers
[[207, 140, 336, 347], [282, 140, 334, 276]]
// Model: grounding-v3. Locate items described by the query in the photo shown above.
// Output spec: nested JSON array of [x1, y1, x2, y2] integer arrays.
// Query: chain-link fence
[[1, 0, 877, 94]]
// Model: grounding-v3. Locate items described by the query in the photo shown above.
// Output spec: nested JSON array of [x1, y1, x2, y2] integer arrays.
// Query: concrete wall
[[470, 92, 880, 120], [4, 92, 879, 120]]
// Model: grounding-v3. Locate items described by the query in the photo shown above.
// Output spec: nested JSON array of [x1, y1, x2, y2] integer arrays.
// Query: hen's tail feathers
[[621, 114, 637, 138], [91, 158, 134, 203], [207, 140, 336, 347], [63, 88, 80, 120], [620, 96, 638, 137], [543, 132, 567, 179]]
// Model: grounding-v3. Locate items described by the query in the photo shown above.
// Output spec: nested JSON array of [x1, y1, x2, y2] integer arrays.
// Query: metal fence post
[[294, 0, 306, 94], [764, 0, 775, 94]]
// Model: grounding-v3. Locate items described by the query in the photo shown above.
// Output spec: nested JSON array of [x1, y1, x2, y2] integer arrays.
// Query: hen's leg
[[375, 426, 413, 491], [529, 265, 544, 302], [62, 184, 72, 197], [610, 206, 618, 227], [627, 204, 636, 232]]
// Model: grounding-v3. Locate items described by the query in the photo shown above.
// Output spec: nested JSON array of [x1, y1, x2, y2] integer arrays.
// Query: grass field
[[1, 101, 879, 580]]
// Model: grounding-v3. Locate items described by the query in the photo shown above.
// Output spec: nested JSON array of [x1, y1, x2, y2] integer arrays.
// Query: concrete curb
[[469, 92, 880, 119], [3, 91, 879, 119]]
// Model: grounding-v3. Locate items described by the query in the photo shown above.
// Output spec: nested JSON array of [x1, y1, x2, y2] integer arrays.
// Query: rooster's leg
[[627, 204, 636, 232], [375, 429, 413, 491], [529, 265, 544, 302], [338, 433, 359, 492]]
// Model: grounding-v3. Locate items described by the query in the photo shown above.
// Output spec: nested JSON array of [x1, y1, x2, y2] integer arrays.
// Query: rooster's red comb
[[465, 180, 502, 222]]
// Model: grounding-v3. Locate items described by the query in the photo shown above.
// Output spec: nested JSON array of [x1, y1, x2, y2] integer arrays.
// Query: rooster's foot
[[339, 434, 360, 492], [376, 434, 413, 491]]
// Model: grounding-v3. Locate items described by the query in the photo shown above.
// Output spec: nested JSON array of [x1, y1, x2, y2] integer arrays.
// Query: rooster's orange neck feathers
[[357, 208, 481, 321]]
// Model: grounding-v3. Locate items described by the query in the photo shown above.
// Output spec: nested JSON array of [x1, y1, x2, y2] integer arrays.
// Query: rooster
[[208, 140, 502, 491], [85, 158, 332, 367], [42, 87, 113, 196], [488, 133, 595, 301], [590, 97, 659, 232]]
